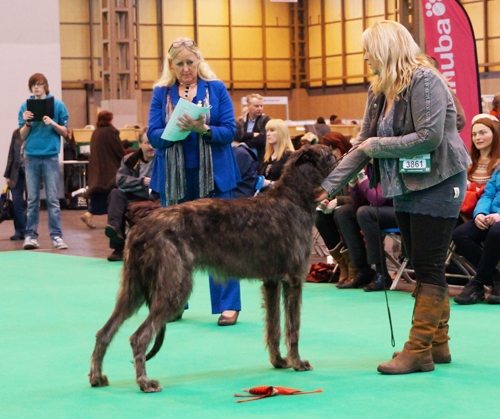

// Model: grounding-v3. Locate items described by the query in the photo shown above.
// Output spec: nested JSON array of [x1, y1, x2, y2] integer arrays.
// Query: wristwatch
[[202, 127, 211, 137]]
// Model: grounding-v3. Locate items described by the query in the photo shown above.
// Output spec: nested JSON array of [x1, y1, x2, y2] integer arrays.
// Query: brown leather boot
[[335, 247, 359, 289], [392, 288, 451, 364], [341, 248, 358, 282], [329, 243, 349, 284], [378, 283, 446, 374], [431, 291, 451, 363]]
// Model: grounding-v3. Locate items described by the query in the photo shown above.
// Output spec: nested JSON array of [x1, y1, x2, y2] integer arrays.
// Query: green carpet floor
[[1, 251, 499, 419]]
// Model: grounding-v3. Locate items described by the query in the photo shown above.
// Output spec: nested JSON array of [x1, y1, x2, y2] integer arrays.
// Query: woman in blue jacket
[[147, 37, 242, 326], [453, 162, 500, 305]]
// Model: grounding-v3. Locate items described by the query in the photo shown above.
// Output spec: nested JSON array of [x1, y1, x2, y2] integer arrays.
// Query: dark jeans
[[334, 204, 397, 268], [452, 219, 500, 284], [11, 169, 27, 237], [107, 189, 147, 250], [396, 212, 457, 287], [315, 210, 341, 250]]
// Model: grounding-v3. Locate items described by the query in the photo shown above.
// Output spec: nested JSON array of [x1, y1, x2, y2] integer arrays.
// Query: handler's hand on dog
[[314, 188, 328, 202], [357, 138, 373, 156]]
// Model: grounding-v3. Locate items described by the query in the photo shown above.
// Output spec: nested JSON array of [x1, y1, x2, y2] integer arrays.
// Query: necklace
[[179, 81, 197, 99]]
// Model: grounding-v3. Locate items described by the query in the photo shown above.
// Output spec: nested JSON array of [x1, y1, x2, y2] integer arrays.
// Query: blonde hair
[[361, 20, 444, 98], [246, 93, 263, 105], [153, 37, 217, 88], [263, 119, 295, 162]]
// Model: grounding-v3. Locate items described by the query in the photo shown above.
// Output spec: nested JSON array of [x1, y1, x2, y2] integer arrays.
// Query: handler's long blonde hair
[[153, 37, 217, 88], [361, 21, 446, 99], [263, 119, 295, 163]]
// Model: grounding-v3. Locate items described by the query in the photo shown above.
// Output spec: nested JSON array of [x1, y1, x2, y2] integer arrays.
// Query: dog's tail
[[145, 325, 166, 361]]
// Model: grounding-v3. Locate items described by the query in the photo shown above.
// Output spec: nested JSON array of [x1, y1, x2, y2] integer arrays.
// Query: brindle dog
[[89, 144, 336, 392]]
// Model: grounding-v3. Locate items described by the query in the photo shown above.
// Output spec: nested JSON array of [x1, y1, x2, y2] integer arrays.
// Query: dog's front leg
[[282, 280, 312, 371], [262, 280, 289, 369]]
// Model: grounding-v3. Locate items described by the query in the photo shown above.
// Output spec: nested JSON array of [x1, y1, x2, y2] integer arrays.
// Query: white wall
[[0, 0, 62, 179]]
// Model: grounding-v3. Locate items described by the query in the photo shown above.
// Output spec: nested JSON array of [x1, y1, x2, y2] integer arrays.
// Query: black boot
[[107, 249, 124, 262], [363, 273, 392, 292], [487, 281, 500, 304], [454, 280, 485, 305]]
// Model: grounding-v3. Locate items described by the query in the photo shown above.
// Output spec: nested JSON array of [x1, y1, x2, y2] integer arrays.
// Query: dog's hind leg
[[262, 280, 289, 369], [282, 278, 312, 371], [130, 273, 192, 393], [89, 286, 144, 387]]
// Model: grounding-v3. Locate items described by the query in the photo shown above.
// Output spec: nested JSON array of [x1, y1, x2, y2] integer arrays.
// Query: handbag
[[460, 182, 485, 220], [0, 185, 14, 223]]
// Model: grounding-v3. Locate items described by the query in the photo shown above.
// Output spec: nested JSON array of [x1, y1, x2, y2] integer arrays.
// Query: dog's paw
[[89, 373, 109, 387], [138, 378, 163, 393], [292, 359, 313, 371], [270, 356, 291, 369]]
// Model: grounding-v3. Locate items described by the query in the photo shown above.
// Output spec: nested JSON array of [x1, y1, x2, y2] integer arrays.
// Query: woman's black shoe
[[363, 274, 392, 292]]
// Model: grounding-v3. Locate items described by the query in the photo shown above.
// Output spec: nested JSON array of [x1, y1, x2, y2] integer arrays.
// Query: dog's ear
[[293, 144, 319, 168]]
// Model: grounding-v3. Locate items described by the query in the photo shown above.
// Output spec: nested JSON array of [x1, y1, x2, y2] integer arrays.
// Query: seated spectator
[[490, 92, 500, 119], [333, 163, 397, 291], [453, 118, 500, 304], [258, 119, 295, 189], [105, 128, 156, 262], [453, 165, 500, 305], [329, 114, 338, 124], [316, 116, 326, 124], [231, 142, 259, 198], [235, 93, 270, 164], [315, 132, 356, 285], [459, 114, 500, 223], [299, 132, 318, 148]]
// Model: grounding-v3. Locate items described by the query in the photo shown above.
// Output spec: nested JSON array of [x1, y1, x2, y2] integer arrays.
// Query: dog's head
[[289, 144, 338, 179]]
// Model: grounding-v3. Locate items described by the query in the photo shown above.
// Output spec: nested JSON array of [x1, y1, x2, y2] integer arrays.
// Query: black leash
[[325, 146, 396, 346], [375, 180, 396, 347]]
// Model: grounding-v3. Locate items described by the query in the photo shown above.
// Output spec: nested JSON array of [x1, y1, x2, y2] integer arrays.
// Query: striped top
[[470, 157, 500, 186]]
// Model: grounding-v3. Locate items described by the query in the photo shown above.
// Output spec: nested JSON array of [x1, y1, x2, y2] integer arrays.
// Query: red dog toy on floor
[[234, 386, 323, 403]]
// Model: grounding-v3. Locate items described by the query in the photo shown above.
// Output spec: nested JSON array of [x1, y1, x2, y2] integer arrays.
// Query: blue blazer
[[147, 79, 240, 194]]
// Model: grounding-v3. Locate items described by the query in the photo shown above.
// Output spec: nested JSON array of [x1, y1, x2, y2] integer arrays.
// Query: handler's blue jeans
[[25, 156, 63, 239]]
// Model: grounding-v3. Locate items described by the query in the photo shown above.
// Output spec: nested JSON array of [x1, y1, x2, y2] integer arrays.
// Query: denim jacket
[[321, 67, 471, 198]]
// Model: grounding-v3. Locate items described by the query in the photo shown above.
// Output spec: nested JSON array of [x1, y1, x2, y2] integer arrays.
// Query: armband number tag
[[399, 154, 431, 173]]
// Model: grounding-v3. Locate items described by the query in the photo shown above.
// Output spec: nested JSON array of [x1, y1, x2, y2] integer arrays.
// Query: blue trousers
[[160, 168, 241, 314]]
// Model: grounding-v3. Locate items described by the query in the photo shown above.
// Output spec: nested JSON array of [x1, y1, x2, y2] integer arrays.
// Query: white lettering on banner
[[426, 1, 456, 92]]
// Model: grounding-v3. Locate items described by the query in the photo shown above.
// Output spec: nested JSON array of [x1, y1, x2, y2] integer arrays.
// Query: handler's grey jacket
[[321, 67, 471, 198]]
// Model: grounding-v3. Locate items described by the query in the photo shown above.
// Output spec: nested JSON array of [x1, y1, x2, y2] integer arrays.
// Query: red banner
[[421, 0, 481, 148]]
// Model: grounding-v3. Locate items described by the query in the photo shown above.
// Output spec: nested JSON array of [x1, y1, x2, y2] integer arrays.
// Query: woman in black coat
[[80, 111, 125, 228], [3, 128, 26, 240]]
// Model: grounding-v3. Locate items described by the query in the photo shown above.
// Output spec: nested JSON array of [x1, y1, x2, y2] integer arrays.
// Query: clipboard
[[27, 97, 55, 122], [161, 99, 211, 142]]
